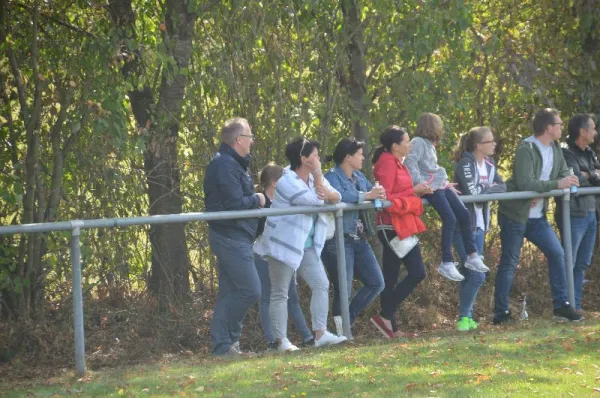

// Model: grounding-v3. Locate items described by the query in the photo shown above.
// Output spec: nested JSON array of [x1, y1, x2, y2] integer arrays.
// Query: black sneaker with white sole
[[492, 310, 512, 325], [552, 303, 584, 322]]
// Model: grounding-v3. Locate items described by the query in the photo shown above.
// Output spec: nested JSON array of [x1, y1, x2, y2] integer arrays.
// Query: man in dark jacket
[[493, 108, 582, 324], [556, 114, 598, 312], [204, 117, 266, 356]]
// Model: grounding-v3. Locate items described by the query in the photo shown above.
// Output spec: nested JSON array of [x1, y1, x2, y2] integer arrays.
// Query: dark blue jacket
[[204, 143, 260, 240]]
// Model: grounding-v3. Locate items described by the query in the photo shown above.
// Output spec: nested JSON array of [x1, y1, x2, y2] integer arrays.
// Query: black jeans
[[377, 230, 426, 326]]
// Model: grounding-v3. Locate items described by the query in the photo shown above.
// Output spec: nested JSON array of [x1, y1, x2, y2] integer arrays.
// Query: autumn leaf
[[405, 383, 417, 390], [562, 341, 574, 352]]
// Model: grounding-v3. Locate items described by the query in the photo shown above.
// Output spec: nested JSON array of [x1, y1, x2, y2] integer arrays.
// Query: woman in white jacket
[[255, 137, 347, 351]]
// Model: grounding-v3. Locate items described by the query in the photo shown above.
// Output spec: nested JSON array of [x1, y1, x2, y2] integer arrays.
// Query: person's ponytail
[[371, 145, 386, 164], [453, 133, 469, 163]]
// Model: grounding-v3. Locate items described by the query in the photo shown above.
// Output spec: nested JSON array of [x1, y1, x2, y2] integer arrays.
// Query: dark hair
[[328, 137, 365, 165], [567, 113, 596, 146], [532, 108, 560, 136], [415, 113, 443, 143], [259, 162, 284, 190], [286, 137, 320, 170], [372, 125, 408, 164], [453, 126, 492, 162]]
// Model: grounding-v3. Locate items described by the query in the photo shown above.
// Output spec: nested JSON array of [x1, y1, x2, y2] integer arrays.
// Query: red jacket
[[374, 151, 416, 224], [388, 197, 427, 239], [373, 151, 426, 238]]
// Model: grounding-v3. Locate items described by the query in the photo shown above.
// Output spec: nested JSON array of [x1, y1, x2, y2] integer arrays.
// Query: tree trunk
[[108, 0, 197, 309], [341, 0, 372, 174]]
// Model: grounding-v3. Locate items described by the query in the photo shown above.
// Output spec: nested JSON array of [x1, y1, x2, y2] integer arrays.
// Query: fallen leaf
[[430, 370, 441, 378], [405, 383, 417, 390], [475, 374, 491, 384], [309, 379, 321, 386]]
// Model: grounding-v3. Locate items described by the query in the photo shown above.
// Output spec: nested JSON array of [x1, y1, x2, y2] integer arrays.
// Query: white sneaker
[[437, 262, 465, 281], [315, 331, 347, 348], [334, 316, 343, 336], [277, 337, 300, 352], [464, 255, 489, 272]]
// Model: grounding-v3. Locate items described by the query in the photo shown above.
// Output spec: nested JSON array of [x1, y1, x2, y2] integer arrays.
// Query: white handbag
[[388, 235, 419, 259], [323, 212, 336, 240]]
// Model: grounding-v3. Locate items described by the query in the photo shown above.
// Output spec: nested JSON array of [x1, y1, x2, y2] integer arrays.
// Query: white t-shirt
[[475, 160, 489, 230], [528, 137, 554, 219]]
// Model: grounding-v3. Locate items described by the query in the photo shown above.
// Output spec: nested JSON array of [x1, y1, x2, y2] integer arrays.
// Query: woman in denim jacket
[[321, 138, 386, 335]]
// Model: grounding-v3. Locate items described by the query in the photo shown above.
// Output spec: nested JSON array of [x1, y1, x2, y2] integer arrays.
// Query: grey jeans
[[267, 247, 330, 340], [208, 228, 261, 355]]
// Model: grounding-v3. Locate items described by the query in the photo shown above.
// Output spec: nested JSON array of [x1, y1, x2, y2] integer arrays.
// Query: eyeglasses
[[479, 140, 496, 144], [551, 122, 563, 126], [239, 134, 255, 140]]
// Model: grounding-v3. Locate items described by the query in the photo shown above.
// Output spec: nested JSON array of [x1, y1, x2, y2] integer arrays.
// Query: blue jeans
[[453, 227, 486, 318], [322, 237, 385, 325], [208, 228, 261, 355], [254, 254, 313, 343], [569, 212, 597, 310], [424, 189, 477, 263], [494, 214, 569, 315]]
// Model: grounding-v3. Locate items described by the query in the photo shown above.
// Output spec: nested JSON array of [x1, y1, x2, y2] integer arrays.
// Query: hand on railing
[[414, 182, 433, 197], [366, 185, 386, 200], [557, 176, 579, 189]]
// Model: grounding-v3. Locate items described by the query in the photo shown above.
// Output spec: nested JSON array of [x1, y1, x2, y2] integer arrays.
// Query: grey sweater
[[404, 136, 448, 189]]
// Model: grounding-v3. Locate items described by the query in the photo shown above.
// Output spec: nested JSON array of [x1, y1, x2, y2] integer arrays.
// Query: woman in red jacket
[[370, 126, 432, 339]]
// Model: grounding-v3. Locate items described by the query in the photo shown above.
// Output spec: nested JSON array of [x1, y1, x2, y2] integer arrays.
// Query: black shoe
[[493, 310, 511, 325], [553, 303, 584, 322], [266, 341, 279, 351], [300, 338, 315, 348]]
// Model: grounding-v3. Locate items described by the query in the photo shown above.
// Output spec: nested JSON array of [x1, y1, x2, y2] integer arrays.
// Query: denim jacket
[[324, 166, 375, 236]]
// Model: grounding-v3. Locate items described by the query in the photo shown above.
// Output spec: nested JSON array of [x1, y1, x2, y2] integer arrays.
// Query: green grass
[[4, 319, 600, 397]]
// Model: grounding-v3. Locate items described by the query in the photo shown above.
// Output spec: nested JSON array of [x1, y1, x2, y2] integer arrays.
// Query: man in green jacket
[[493, 108, 582, 324]]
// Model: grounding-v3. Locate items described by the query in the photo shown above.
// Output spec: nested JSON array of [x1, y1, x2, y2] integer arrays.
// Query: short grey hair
[[221, 117, 250, 145]]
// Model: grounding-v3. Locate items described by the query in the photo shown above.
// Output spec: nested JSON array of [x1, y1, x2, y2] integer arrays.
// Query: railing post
[[334, 208, 352, 339], [70, 220, 86, 376], [561, 190, 576, 306]]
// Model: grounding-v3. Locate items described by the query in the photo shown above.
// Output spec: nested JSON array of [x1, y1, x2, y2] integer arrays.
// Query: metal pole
[[334, 208, 352, 340], [561, 191, 576, 306], [70, 220, 86, 376]]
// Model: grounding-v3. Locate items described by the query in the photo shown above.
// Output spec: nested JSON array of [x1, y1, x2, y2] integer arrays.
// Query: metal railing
[[1, 186, 599, 376]]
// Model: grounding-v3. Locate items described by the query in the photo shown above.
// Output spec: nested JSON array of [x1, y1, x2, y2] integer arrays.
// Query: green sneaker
[[469, 318, 478, 330], [456, 317, 470, 332]]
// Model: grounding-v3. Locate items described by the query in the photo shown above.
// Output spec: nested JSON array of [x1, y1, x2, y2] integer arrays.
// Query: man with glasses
[[493, 108, 582, 324], [555, 114, 599, 313], [204, 117, 266, 356]]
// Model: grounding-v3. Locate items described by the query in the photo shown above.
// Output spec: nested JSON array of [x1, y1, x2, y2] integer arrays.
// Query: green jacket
[[498, 137, 570, 225]]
